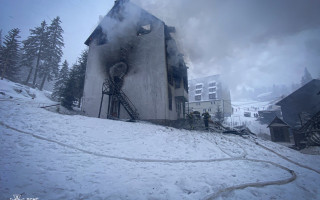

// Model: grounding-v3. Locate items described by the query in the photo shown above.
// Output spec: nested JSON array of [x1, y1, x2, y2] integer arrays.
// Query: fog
[[1, 0, 319, 99], [133, 0, 320, 95]]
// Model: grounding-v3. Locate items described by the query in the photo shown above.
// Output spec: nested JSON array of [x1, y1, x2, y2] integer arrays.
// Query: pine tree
[[0, 28, 21, 80], [60, 49, 88, 109], [0, 29, 2, 48], [52, 60, 69, 100], [20, 37, 37, 85], [39, 16, 64, 90], [73, 49, 88, 107], [301, 67, 313, 86], [61, 64, 77, 109], [24, 21, 49, 88]]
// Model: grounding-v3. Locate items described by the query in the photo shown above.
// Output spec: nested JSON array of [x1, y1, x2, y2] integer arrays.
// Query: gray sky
[[0, 0, 114, 65], [1, 0, 320, 91]]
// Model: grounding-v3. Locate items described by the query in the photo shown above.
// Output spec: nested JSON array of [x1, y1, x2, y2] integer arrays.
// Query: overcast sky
[[1, 0, 320, 91]]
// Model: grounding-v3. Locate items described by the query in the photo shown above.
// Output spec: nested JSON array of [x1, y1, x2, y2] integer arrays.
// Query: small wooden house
[[268, 116, 290, 142]]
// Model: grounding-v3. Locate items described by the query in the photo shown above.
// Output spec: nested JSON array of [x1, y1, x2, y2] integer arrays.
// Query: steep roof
[[84, 0, 163, 46], [267, 116, 290, 128], [276, 79, 320, 106]]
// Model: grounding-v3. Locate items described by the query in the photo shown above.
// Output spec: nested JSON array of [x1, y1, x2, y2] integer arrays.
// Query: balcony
[[175, 87, 188, 102]]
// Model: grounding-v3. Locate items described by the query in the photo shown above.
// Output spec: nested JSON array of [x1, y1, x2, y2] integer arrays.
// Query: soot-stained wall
[[82, 3, 183, 120]]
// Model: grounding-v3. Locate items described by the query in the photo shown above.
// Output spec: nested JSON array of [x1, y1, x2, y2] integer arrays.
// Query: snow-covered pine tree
[[0, 28, 21, 80], [0, 30, 2, 64], [301, 67, 313, 86], [61, 64, 77, 110], [52, 60, 69, 100], [0, 29, 2, 48], [73, 49, 88, 107], [25, 21, 49, 87], [39, 16, 64, 91], [20, 37, 37, 85]]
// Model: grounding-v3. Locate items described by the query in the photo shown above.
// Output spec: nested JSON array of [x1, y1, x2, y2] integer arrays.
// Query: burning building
[[82, 0, 188, 121]]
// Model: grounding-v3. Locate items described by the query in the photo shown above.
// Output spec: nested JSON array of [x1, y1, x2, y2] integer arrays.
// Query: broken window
[[96, 33, 107, 45], [174, 76, 181, 88], [95, 26, 107, 46], [184, 77, 188, 92], [137, 24, 152, 36], [209, 93, 216, 99], [195, 95, 201, 101]]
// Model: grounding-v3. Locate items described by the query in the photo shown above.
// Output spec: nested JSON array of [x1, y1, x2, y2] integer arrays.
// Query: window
[[196, 84, 203, 89], [168, 87, 172, 110], [209, 88, 216, 93], [195, 90, 202, 94], [209, 93, 216, 99], [208, 108, 212, 112], [195, 95, 201, 101], [137, 24, 152, 36], [209, 82, 216, 87], [203, 109, 206, 112], [96, 34, 107, 45], [196, 102, 201, 106], [174, 77, 181, 88]]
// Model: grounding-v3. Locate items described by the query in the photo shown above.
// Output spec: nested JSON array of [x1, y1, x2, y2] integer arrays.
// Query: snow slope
[[0, 79, 320, 200], [226, 100, 273, 136]]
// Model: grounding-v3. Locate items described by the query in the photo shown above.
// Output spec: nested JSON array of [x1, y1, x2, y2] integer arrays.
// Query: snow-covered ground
[[1, 79, 320, 200], [226, 100, 274, 136]]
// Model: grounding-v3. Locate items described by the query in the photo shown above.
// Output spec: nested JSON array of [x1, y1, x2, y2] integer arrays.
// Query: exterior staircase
[[102, 79, 139, 120]]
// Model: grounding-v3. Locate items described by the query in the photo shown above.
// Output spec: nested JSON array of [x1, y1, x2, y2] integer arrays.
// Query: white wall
[[82, 16, 180, 120]]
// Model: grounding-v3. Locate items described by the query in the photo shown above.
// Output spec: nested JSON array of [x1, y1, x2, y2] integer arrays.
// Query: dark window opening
[[196, 84, 202, 89], [96, 34, 107, 45], [183, 77, 188, 92], [195, 90, 201, 94], [168, 87, 172, 110], [209, 93, 216, 99], [137, 24, 152, 36], [174, 76, 181, 88], [209, 88, 216, 92], [195, 95, 201, 101], [209, 82, 216, 87]]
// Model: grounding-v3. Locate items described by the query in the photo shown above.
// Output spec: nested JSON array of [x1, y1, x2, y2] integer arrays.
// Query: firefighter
[[202, 112, 211, 130]]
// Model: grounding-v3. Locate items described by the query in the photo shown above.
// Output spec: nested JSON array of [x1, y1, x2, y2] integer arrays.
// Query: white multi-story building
[[187, 75, 232, 117]]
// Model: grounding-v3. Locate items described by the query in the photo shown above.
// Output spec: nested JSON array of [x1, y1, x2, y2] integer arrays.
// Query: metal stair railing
[[103, 79, 139, 120]]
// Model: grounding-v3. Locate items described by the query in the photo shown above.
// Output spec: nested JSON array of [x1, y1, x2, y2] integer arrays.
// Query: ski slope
[[0, 79, 319, 200]]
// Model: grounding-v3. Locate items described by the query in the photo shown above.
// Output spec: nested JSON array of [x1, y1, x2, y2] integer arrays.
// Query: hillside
[[0, 79, 319, 200]]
